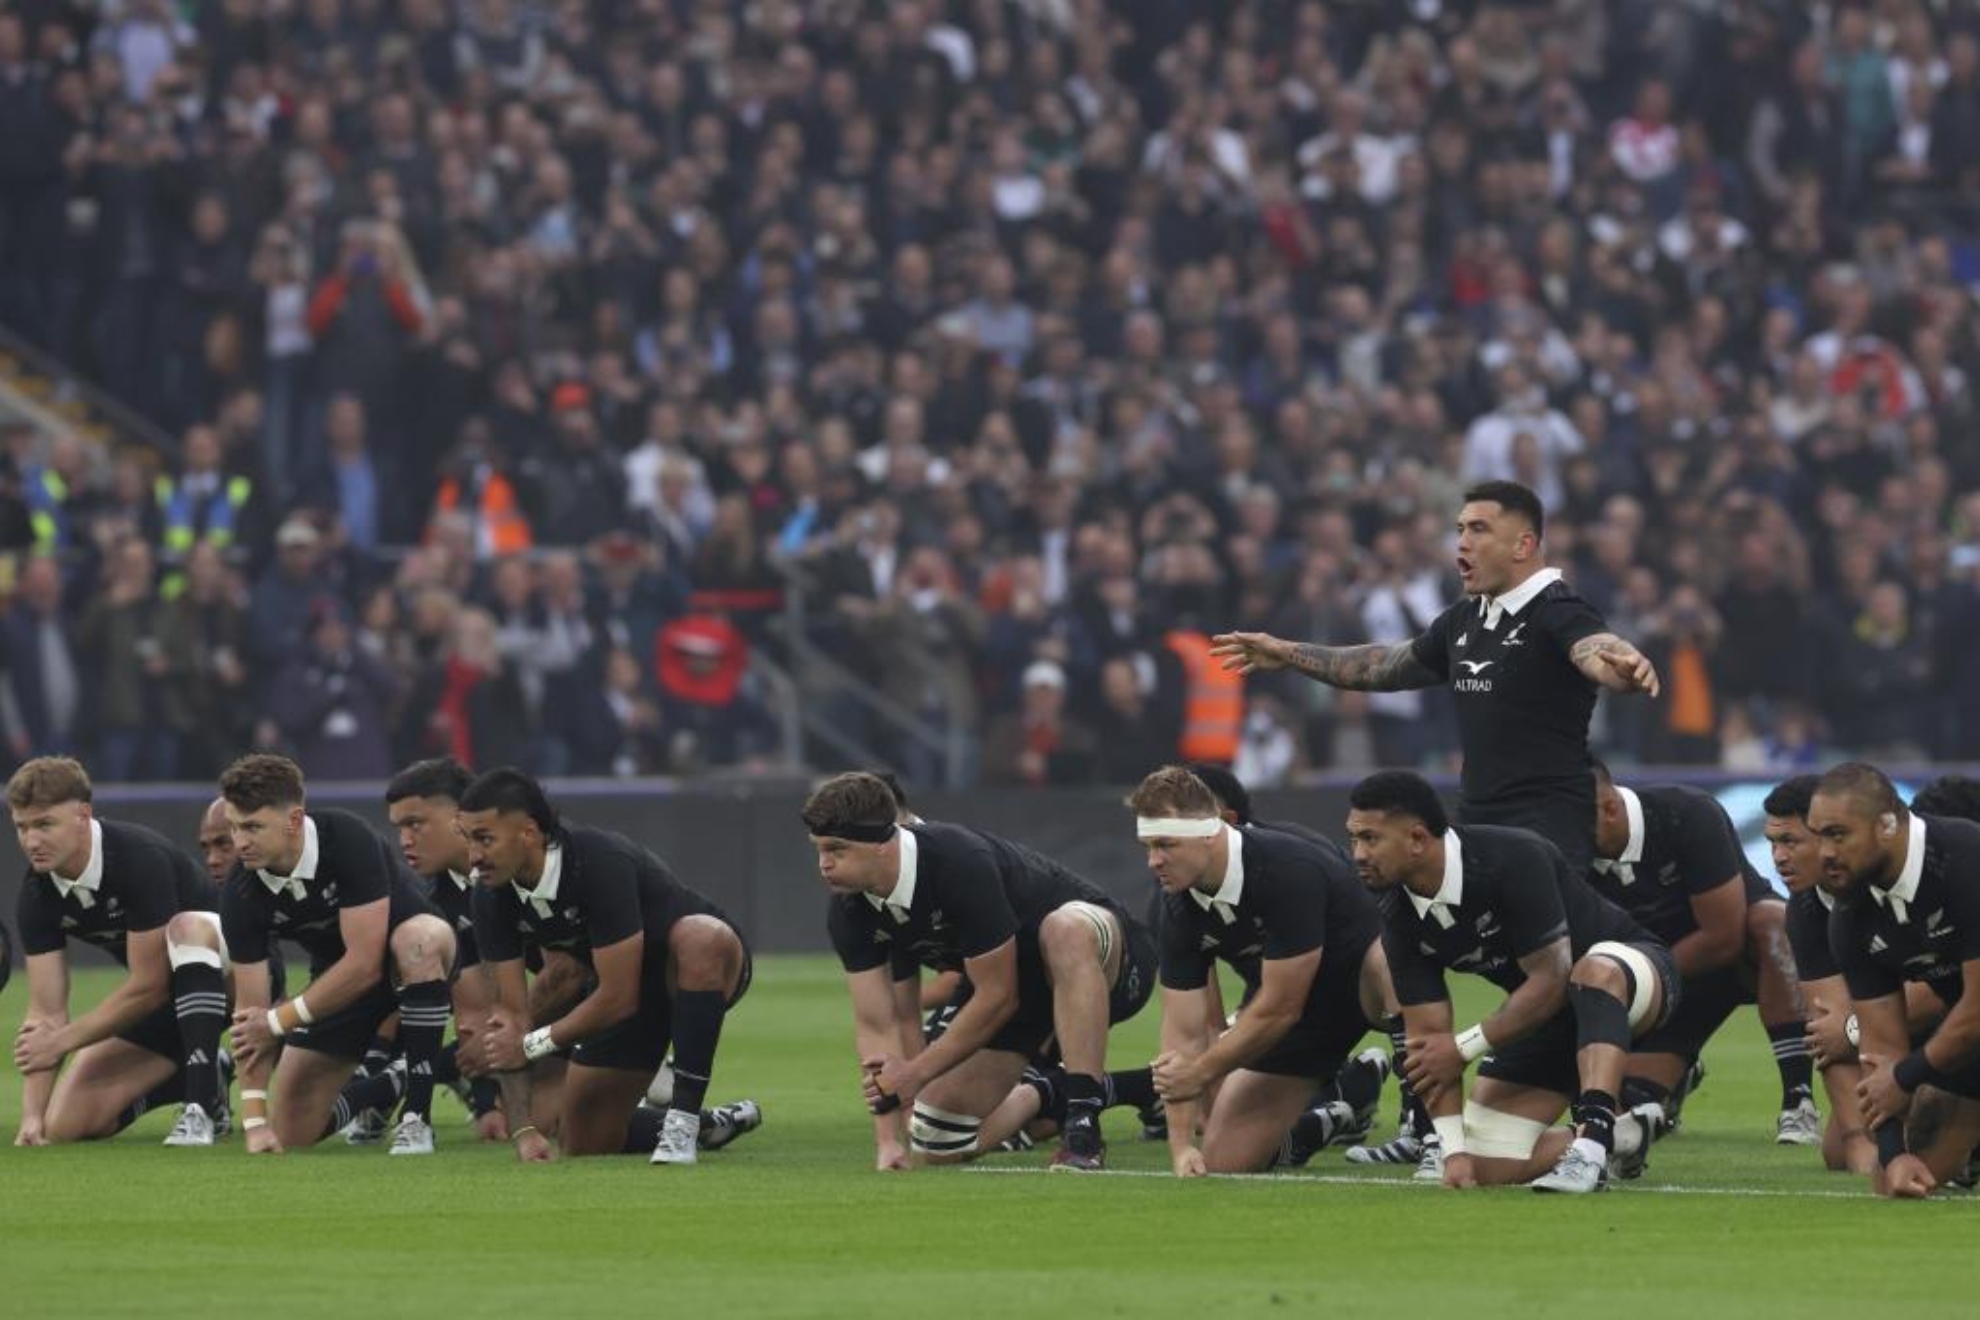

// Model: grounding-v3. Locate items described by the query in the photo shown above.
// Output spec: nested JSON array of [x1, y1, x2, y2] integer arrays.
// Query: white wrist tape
[[265, 1008, 285, 1038], [1845, 1014, 1860, 1048], [1455, 1024, 1492, 1063], [1431, 1113, 1467, 1156], [292, 995, 314, 1026], [523, 1027, 558, 1061], [242, 1117, 268, 1130]]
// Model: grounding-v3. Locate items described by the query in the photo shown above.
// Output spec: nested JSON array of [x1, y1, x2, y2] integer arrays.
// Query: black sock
[[1575, 1088, 1619, 1153], [1022, 1065, 1064, 1121], [1103, 1067, 1157, 1113], [623, 1104, 666, 1153], [1766, 1022, 1815, 1107], [469, 1077, 501, 1119], [434, 1039, 461, 1088], [1387, 1015, 1428, 1138], [1335, 1052, 1385, 1115], [1062, 1071, 1104, 1151], [169, 961, 227, 1113], [357, 1035, 395, 1079], [1620, 1076, 1673, 1112], [114, 1074, 186, 1133], [324, 1062, 406, 1139], [669, 989, 727, 1114], [395, 980, 451, 1124]]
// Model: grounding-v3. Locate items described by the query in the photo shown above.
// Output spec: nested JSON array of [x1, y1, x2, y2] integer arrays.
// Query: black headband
[[807, 818, 898, 845]]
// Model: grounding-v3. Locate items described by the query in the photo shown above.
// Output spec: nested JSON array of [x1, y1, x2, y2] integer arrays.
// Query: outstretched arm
[[1211, 632, 1441, 692], [1568, 633, 1661, 696]]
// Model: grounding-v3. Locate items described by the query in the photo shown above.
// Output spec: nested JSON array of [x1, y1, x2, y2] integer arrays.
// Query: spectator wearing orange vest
[[427, 433, 533, 560], [1166, 628, 1245, 767]]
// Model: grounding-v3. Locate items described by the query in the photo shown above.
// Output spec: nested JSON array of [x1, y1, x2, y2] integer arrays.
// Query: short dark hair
[[874, 770, 910, 815], [802, 772, 898, 836], [219, 754, 305, 814], [1185, 762, 1252, 823], [1348, 770, 1450, 835], [1814, 762, 1903, 819], [458, 767, 560, 837], [5, 757, 91, 810], [1912, 775, 1980, 825], [1125, 765, 1221, 819], [386, 757, 474, 806], [1763, 774, 1822, 820], [1461, 480, 1545, 541]]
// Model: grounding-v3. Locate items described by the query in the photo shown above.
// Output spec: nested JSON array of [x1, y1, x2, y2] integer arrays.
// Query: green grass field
[[3, 959, 1971, 1318]]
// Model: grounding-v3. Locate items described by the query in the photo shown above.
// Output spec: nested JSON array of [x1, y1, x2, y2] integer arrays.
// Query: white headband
[[1136, 816, 1223, 840]]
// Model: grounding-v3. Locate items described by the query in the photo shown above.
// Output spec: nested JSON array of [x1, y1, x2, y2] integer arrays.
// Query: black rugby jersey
[[220, 808, 437, 972], [18, 819, 215, 961], [828, 821, 1118, 980], [1409, 570, 1607, 810], [1384, 824, 1651, 1006]]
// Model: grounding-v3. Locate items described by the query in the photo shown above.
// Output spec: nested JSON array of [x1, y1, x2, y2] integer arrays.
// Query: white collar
[[49, 819, 105, 901], [1408, 830, 1466, 921], [1594, 787, 1646, 873], [1479, 566, 1561, 630], [1815, 887, 1836, 912], [514, 843, 564, 910], [867, 827, 919, 915], [1872, 815, 1927, 911], [258, 816, 319, 897], [1188, 824, 1246, 915], [446, 868, 471, 892]]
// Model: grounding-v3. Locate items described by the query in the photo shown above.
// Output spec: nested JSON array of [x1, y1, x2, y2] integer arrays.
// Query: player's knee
[[1038, 904, 1107, 971], [390, 914, 455, 978], [164, 912, 220, 948], [909, 1100, 982, 1160], [1569, 952, 1627, 998], [669, 915, 742, 991]]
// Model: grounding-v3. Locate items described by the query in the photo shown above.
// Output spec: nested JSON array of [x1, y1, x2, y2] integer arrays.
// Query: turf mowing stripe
[[962, 1164, 1980, 1201]]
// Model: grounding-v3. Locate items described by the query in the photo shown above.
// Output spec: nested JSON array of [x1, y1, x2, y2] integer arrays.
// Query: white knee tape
[[1462, 1100, 1548, 1160], [909, 1102, 982, 1156], [1586, 941, 1658, 1028], [166, 911, 228, 969], [1056, 900, 1117, 968]]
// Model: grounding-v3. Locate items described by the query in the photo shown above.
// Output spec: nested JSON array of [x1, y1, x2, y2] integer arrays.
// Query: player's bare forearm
[[907, 990, 1013, 1086], [20, 1068, 57, 1128], [1920, 972, 1980, 1074], [1483, 941, 1571, 1047], [297, 952, 384, 1021], [1196, 1003, 1299, 1080], [497, 1069, 534, 1126], [1289, 642, 1440, 692], [1568, 633, 1661, 695]]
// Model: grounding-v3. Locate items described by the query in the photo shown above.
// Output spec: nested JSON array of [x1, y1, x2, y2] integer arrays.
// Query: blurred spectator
[[981, 658, 1096, 787], [650, 614, 776, 772], [0, 555, 80, 758], [273, 597, 401, 781], [0, 0, 1978, 784], [74, 536, 179, 780]]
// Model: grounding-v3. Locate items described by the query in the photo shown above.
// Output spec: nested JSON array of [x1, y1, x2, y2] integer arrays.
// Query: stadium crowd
[[0, 0, 1977, 785]]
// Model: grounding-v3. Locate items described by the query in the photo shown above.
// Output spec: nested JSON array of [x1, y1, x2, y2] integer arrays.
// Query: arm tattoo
[[1288, 642, 1440, 692], [1569, 633, 1633, 668]]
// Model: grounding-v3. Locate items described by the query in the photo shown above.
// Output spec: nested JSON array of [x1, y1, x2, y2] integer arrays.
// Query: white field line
[[963, 1164, 1978, 1202]]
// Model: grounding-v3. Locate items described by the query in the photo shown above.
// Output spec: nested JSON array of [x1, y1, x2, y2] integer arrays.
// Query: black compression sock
[[669, 989, 727, 1114], [357, 1035, 396, 1079], [169, 961, 228, 1113], [114, 1074, 187, 1132], [395, 980, 450, 1123], [1575, 1088, 1619, 1153], [434, 1039, 461, 1088], [1766, 1021, 1815, 1107], [1103, 1067, 1157, 1113], [324, 1063, 406, 1139]]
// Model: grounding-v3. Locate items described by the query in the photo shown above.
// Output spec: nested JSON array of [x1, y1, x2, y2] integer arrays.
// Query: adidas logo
[[1869, 935, 1889, 954], [412, 1062, 432, 1075], [187, 1049, 210, 1066]]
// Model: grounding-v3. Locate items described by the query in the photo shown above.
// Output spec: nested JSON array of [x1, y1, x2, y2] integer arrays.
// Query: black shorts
[[115, 999, 187, 1063], [1478, 1007, 1582, 1098], [283, 980, 402, 1060], [1634, 963, 1748, 1060], [1925, 1057, 1980, 1101], [1458, 792, 1595, 879], [961, 906, 1155, 1060], [1480, 940, 1680, 1095], [1246, 943, 1379, 1079], [570, 929, 754, 1073]]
